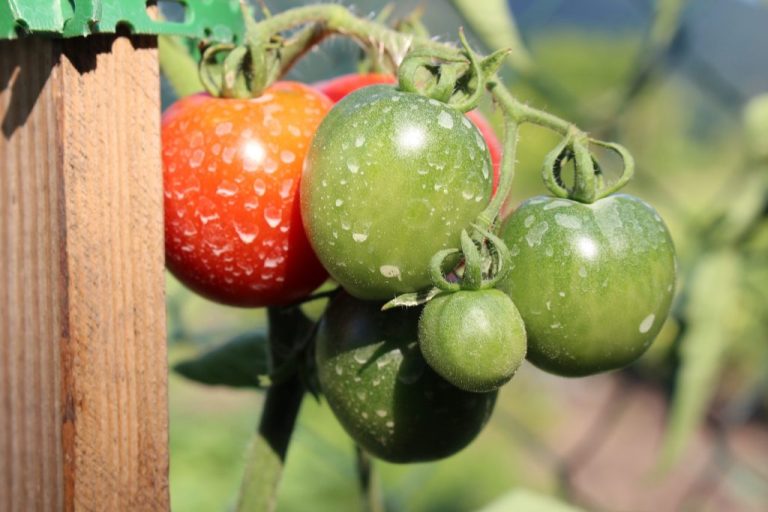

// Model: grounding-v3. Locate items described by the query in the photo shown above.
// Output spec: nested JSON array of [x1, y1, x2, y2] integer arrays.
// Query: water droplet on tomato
[[234, 222, 258, 244], [379, 265, 401, 280], [280, 150, 295, 163], [264, 206, 282, 228], [264, 159, 278, 174], [437, 111, 454, 129], [215, 122, 232, 136], [253, 178, 266, 196], [222, 147, 236, 164], [639, 314, 655, 333], [216, 180, 238, 197], [196, 197, 219, 225], [279, 179, 294, 199], [189, 149, 205, 168]]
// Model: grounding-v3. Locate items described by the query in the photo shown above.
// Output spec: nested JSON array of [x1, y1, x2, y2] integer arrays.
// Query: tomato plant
[[315, 292, 498, 463], [301, 85, 493, 300], [418, 289, 527, 392], [162, 82, 333, 307], [497, 194, 676, 376], [313, 73, 502, 190]]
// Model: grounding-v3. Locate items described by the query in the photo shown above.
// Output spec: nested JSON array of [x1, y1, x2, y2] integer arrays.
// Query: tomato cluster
[[163, 72, 675, 463]]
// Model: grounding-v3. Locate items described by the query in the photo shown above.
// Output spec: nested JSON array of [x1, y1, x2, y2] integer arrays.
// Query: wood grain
[[0, 36, 169, 511]]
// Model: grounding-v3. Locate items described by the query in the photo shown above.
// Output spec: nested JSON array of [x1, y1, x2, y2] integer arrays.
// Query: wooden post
[[0, 35, 169, 511]]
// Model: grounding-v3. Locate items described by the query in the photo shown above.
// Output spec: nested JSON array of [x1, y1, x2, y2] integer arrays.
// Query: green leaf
[[174, 331, 270, 388], [381, 287, 444, 310], [660, 250, 741, 469], [476, 489, 585, 512], [159, 35, 205, 98]]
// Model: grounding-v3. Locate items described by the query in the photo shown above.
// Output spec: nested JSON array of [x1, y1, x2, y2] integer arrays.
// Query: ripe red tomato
[[313, 73, 502, 191], [162, 82, 333, 307]]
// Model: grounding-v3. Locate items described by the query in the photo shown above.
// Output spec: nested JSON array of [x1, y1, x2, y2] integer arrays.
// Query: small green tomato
[[418, 289, 527, 392]]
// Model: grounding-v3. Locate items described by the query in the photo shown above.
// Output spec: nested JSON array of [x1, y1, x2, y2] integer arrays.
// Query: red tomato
[[162, 82, 333, 307], [313, 73, 502, 191]]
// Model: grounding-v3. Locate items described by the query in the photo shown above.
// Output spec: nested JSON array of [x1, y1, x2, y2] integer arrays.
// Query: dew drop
[[196, 197, 219, 225], [352, 232, 368, 242], [355, 135, 365, 147], [379, 265, 401, 280], [222, 147, 236, 164], [181, 219, 197, 237], [264, 206, 282, 228], [279, 178, 294, 199], [437, 111, 454, 129], [253, 178, 267, 196], [264, 159, 278, 174], [234, 222, 258, 244], [189, 149, 205, 168], [639, 314, 655, 333], [555, 213, 582, 230], [280, 150, 296, 164], [526, 221, 549, 247], [347, 161, 359, 174], [524, 215, 536, 228], [264, 256, 283, 268], [216, 180, 238, 197], [215, 122, 232, 136]]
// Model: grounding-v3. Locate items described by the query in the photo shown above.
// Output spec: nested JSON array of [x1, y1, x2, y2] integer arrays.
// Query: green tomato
[[419, 289, 527, 392], [301, 85, 493, 300], [497, 194, 676, 377], [316, 292, 497, 463]]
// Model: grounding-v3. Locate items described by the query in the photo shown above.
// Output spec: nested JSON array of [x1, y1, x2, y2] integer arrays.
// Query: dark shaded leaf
[[174, 331, 270, 389]]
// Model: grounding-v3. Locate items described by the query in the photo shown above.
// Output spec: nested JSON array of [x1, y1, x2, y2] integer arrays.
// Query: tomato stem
[[355, 445, 385, 512], [478, 83, 520, 227], [236, 307, 313, 512]]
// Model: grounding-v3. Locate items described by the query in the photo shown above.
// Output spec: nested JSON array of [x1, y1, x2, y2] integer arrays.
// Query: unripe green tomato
[[498, 194, 676, 377], [301, 85, 493, 300], [418, 289, 527, 392], [316, 292, 497, 463]]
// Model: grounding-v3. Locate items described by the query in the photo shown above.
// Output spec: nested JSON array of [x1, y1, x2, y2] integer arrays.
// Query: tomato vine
[[160, 4, 675, 511]]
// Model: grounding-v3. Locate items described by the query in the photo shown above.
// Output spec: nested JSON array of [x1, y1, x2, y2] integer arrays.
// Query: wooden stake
[[0, 35, 169, 511]]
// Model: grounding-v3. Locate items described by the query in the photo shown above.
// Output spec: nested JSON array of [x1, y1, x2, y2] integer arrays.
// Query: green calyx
[[198, 5, 283, 99], [397, 30, 508, 112], [429, 226, 511, 293], [542, 132, 635, 204], [381, 226, 511, 311]]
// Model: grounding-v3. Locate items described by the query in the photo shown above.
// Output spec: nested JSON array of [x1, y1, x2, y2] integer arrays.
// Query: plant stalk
[[355, 445, 384, 512], [236, 307, 312, 512]]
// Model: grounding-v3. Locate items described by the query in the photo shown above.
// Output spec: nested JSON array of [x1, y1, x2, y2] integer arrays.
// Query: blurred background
[[161, 0, 768, 510]]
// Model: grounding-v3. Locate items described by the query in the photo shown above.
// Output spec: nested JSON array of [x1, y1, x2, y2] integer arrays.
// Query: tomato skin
[[313, 73, 397, 103], [314, 73, 502, 190], [301, 85, 493, 300], [418, 289, 527, 392], [497, 194, 676, 377], [162, 82, 333, 307], [316, 292, 497, 463]]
